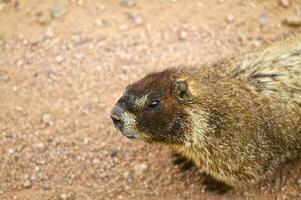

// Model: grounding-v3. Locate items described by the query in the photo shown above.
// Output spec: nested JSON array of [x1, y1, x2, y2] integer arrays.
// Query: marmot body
[[111, 33, 301, 187]]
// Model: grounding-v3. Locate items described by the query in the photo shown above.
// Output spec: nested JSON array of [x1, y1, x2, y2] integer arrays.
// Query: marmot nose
[[111, 105, 124, 131]]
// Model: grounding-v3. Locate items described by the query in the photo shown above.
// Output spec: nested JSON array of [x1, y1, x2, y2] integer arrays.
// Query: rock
[[59, 193, 68, 200], [279, 0, 290, 8], [95, 19, 103, 27], [41, 182, 50, 190], [55, 55, 64, 64], [29, 38, 39, 45], [123, 171, 132, 182], [42, 114, 51, 125], [77, 0, 84, 6], [226, 14, 235, 23], [129, 13, 143, 25], [297, 178, 301, 185], [74, 53, 84, 60], [16, 59, 24, 67], [35, 142, 45, 150], [0, 3, 5, 11], [8, 148, 15, 154], [120, 0, 135, 7], [108, 150, 117, 157], [258, 13, 269, 25], [96, 4, 106, 11], [0, 75, 9, 82], [22, 39, 28, 45], [45, 26, 54, 38], [83, 137, 90, 145], [22, 179, 32, 188], [134, 163, 148, 175], [178, 30, 188, 41], [92, 158, 100, 164], [284, 16, 301, 27], [51, 3, 68, 18], [252, 38, 263, 47], [36, 11, 52, 25]]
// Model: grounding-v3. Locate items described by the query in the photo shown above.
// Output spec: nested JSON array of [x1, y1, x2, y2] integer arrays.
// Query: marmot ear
[[173, 80, 189, 101]]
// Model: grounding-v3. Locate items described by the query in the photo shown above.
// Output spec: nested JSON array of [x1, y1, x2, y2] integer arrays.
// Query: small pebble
[[123, 171, 132, 182], [279, 0, 290, 8], [45, 26, 54, 38], [129, 13, 143, 25], [134, 163, 148, 175], [74, 53, 84, 60], [92, 158, 100, 164], [120, 0, 135, 7], [16, 59, 24, 67], [0, 3, 5, 11], [51, 3, 68, 18], [41, 182, 50, 190], [95, 19, 103, 27], [96, 4, 106, 10], [42, 114, 51, 125], [35, 142, 45, 150], [77, 0, 84, 6], [226, 14, 235, 23], [258, 13, 269, 25], [178, 30, 188, 41], [55, 55, 64, 64], [59, 193, 67, 200], [83, 137, 90, 145], [36, 11, 52, 25], [8, 148, 15, 154], [284, 16, 301, 27], [22, 179, 32, 188]]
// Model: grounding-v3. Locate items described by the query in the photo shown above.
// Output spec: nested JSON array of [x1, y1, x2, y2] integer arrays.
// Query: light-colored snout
[[111, 104, 139, 139]]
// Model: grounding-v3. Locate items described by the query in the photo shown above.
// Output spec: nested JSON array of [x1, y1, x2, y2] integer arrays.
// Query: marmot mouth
[[124, 134, 138, 139], [120, 130, 139, 140]]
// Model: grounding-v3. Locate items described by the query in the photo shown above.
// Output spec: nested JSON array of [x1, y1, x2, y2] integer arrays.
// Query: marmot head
[[111, 68, 206, 145]]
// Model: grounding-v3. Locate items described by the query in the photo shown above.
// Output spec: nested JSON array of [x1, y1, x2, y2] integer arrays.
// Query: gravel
[[1, 1, 300, 199]]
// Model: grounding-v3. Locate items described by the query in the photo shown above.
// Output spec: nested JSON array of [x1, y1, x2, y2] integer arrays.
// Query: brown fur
[[111, 33, 301, 187]]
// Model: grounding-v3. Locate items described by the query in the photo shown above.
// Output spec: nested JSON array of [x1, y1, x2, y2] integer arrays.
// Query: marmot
[[111, 33, 301, 187]]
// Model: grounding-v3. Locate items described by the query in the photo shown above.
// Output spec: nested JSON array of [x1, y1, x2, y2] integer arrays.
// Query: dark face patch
[[118, 69, 190, 144]]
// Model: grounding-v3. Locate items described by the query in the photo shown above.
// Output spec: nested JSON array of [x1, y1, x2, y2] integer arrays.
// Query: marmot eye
[[149, 100, 160, 108]]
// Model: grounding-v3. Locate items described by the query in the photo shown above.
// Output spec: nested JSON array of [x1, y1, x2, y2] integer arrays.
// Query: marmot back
[[226, 33, 301, 106], [111, 33, 301, 187]]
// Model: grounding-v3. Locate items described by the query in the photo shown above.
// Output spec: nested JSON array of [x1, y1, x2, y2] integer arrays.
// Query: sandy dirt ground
[[0, 0, 301, 199]]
